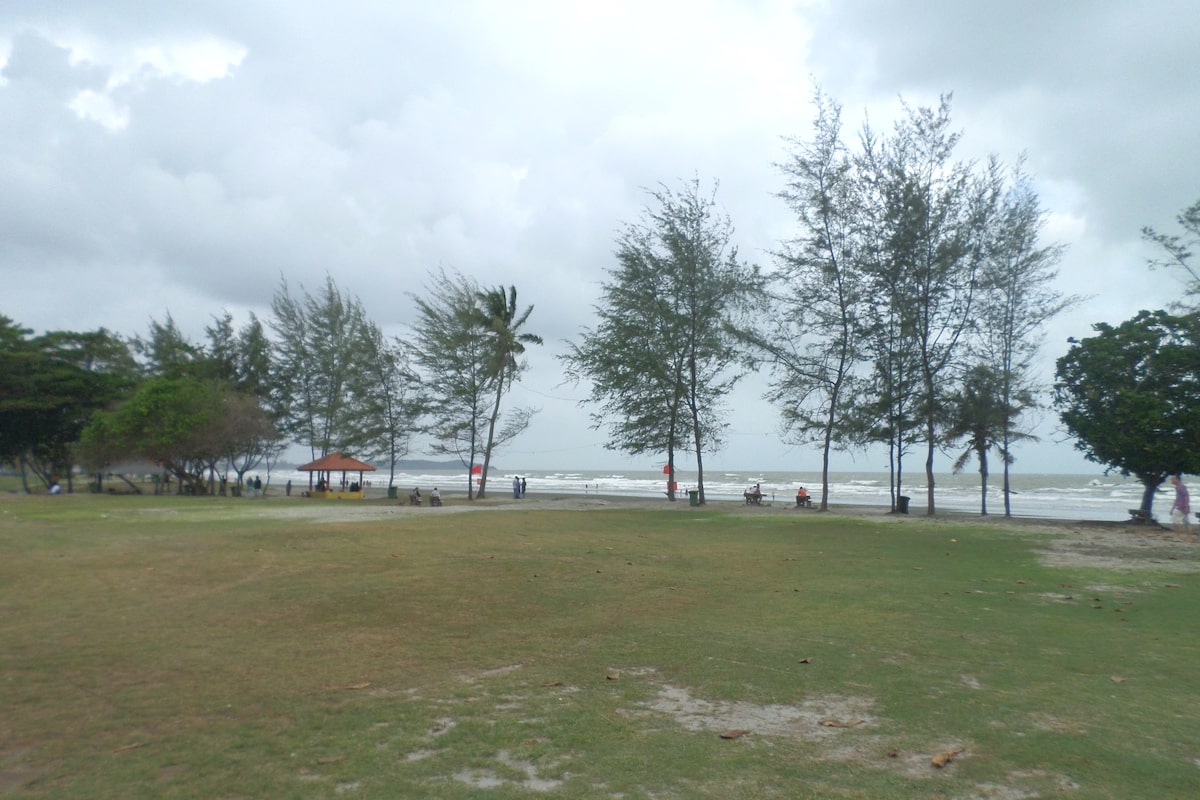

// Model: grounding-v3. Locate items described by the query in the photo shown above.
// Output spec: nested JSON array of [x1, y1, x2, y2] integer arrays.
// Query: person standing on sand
[[520, 477, 527, 498], [513, 475, 521, 499], [1170, 474, 1191, 540]]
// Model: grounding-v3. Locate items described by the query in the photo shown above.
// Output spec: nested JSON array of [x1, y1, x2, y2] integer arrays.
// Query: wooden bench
[[744, 492, 763, 505], [1127, 508, 1154, 524], [795, 496, 812, 508]]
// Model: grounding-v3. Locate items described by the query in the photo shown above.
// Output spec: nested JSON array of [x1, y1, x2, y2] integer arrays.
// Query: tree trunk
[[925, 429, 937, 516], [18, 454, 31, 495], [978, 447, 989, 515], [1001, 436, 1013, 518], [666, 450, 676, 502], [1139, 480, 1159, 516], [478, 377, 506, 500]]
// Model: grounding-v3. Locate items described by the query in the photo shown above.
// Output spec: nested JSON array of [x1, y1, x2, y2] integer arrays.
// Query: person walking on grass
[[1170, 474, 1191, 541]]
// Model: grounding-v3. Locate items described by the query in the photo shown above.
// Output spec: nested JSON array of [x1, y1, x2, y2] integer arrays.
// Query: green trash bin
[[896, 495, 910, 514], [387, 486, 398, 499], [687, 489, 700, 507]]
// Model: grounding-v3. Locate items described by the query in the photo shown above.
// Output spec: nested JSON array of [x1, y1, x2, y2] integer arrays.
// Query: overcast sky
[[3, 1, 1197, 475]]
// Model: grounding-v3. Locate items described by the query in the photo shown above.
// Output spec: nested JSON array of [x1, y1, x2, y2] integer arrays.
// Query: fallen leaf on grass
[[1110, 675, 1127, 683], [720, 729, 751, 740], [886, 749, 899, 758], [818, 718, 863, 728], [1165, 583, 1181, 589], [343, 682, 371, 690], [542, 681, 564, 687], [797, 657, 812, 664], [112, 742, 146, 754], [931, 747, 964, 768], [606, 672, 621, 680]]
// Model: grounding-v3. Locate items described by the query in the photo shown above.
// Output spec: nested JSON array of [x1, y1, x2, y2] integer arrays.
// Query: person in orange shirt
[[795, 486, 810, 508]]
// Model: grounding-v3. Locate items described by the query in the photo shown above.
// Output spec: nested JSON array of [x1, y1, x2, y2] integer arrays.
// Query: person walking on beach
[[1170, 474, 1191, 541], [520, 476, 527, 498], [513, 475, 521, 499]]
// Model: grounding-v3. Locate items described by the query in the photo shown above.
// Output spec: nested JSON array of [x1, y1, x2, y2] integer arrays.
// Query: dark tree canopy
[[0, 316, 135, 491], [1054, 310, 1200, 514]]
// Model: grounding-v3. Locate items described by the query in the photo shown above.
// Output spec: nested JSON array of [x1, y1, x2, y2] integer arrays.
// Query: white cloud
[[67, 87, 128, 128]]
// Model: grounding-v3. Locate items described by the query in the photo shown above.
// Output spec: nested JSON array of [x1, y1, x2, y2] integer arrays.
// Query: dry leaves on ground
[[931, 747, 965, 768], [818, 718, 863, 728]]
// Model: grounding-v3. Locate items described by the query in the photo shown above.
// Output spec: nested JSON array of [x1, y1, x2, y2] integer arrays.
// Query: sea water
[[272, 467, 1155, 523]]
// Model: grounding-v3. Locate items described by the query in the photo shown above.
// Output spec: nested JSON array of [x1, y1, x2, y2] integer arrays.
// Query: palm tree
[[474, 286, 542, 498], [947, 365, 1012, 516]]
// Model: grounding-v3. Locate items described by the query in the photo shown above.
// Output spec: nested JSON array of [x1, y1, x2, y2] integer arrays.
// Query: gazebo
[[297, 452, 377, 499]]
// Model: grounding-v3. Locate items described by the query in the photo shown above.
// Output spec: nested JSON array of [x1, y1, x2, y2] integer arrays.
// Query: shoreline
[[245, 488, 1179, 534]]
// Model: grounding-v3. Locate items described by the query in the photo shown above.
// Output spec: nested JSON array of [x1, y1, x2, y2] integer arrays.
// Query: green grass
[[2, 494, 1199, 798]]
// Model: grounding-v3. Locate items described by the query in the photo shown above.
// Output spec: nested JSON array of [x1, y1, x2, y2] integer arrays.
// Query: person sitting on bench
[[744, 483, 763, 504], [430, 487, 442, 506], [795, 486, 811, 508]]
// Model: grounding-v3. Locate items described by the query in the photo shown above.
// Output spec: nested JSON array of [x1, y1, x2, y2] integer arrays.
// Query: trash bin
[[230, 485, 241, 497], [387, 486, 398, 499], [688, 489, 700, 507], [896, 495, 910, 514]]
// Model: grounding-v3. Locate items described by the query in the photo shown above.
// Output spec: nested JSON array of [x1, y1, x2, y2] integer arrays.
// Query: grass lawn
[[1, 493, 1198, 798]]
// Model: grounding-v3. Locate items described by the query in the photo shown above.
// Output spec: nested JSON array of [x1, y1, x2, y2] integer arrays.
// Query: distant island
[[279, 459, 494, 472], [391, 459, 496, 471]]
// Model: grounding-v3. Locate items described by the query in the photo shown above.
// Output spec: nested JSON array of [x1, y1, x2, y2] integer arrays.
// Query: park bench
[[744, 491, 764, 505], [1127, 508, 1155, 524]]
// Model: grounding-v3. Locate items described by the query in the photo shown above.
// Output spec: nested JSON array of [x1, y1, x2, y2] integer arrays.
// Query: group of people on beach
[[512, 475, 527, 499], [742, 482, 812, 508], [408, 487, 442, 506]]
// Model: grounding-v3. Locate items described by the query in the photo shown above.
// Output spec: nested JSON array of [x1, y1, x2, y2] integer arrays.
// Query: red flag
[[471, 464, 483, 475], [662, 464, 671, 474]]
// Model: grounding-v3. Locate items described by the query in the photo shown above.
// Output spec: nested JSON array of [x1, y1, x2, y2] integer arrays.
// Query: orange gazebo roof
[[296, 452, 377, 472]]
